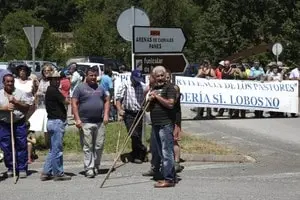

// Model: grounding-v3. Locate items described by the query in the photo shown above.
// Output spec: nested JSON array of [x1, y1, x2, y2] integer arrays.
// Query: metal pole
[[32, 25, 35, 72], [276, 44, 278, 63], [131, 6, 135, 71]]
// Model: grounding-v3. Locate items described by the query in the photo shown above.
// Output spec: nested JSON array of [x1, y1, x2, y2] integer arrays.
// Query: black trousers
[[124, 111, 147, 160]]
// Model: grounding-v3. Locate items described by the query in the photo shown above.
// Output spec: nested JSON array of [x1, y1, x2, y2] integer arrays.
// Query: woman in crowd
[[14, 64, 37, 119], [28, 64, 54, 146]]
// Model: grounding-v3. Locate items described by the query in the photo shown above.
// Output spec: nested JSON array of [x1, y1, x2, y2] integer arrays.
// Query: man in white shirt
[[69, 64, 82, 97]]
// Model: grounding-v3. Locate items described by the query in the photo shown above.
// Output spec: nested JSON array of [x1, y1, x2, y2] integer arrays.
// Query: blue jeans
[[152, 124, 175, 181], [42, 119, 66, 176]]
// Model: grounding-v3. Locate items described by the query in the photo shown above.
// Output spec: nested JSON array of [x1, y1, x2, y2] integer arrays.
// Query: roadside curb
[[37, 153, 256, 163]]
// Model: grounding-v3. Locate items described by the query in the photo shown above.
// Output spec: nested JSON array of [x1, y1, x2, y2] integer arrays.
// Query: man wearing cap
[[40, 70, 71, 181], [71, 67, 110, 178], [0, 72, 30, 178], [115, 69, 147, 164]]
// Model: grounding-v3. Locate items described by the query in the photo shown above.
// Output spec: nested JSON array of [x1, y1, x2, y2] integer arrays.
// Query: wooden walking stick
[[100, 100, 150, 188], [10, 111, 17, 184], [115, 121, 122, 154]]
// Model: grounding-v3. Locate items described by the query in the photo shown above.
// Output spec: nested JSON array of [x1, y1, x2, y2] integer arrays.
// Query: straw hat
[[48, 70, 61, 78]]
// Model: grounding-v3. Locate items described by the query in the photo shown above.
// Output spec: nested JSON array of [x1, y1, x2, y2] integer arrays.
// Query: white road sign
[[133, 26, 187, 53], [272, 43, 283, 56], [23, 26, 44, 49]]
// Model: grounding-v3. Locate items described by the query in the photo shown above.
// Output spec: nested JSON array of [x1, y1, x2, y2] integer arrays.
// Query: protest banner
[[175, 76, 299, 113], [113, 72, 132, 98]]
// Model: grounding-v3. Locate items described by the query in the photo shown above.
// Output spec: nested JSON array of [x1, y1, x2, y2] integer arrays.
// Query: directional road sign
[[134, 53, 189, 74], [133, 26, 187, 53]]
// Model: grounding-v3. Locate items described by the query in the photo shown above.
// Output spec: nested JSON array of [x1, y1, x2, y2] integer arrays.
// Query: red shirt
[[60, 78, 71, 97], [215, 68, 222, 79]]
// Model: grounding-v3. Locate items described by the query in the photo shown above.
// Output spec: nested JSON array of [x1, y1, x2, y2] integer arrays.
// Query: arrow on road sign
[[134, 53, 189, 74], [23, 26, 44, 49], [133, 26, 187, 53]]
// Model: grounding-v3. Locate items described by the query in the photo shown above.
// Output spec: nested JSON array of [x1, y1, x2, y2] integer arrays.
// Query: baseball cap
[[131, 70, 144, 83]]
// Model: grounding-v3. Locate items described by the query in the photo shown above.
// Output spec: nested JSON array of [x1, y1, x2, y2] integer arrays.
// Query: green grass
[[35, 122, 232, 155]]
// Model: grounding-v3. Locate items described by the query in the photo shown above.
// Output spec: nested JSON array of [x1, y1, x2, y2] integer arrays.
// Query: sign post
[[23, 25, 44, 71]]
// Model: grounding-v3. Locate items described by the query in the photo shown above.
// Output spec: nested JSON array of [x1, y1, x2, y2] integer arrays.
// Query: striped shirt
[[116, 81, 145, 112]]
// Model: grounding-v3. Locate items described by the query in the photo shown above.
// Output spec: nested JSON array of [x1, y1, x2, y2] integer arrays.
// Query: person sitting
[[27, 121, 37, 164]]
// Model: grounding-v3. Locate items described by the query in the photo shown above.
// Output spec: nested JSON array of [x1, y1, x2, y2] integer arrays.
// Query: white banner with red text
[[175, 76, 299, 113]]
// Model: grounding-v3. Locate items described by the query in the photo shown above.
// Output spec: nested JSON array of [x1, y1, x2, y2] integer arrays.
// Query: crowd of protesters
[[191, 60, 299, 119], [0, 58, 299, 187], [0, 62, 183, 188]]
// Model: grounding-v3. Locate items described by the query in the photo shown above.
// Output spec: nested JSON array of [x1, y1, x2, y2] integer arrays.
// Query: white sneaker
[[85, 170, 95, 178]]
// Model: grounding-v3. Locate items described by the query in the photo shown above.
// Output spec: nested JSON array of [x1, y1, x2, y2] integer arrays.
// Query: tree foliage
[[1, 0, 300, 67]]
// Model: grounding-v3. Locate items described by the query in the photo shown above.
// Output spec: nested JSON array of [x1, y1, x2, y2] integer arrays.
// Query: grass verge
[[35, 122, 232, 155]]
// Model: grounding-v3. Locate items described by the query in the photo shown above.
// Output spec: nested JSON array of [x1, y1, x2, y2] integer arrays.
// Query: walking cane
[[114, 96, 148, 156], [10, 111, 17, 184], [115, 121, 122, 154], [100, 100, 150, 188]]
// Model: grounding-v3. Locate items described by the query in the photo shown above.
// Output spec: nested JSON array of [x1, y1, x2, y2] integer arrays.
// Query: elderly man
[[115, 69, 147, 164], [72, 67, 110, 178], [40, 70, 71, 181], [0, 72, 30, 178], [147, 66, 177, 188]]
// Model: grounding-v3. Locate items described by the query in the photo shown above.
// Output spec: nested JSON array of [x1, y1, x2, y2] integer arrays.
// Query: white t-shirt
[[268, 72, 282, 81], [289, 68, 300, 79], [14, 78, 34, 105], [70, 71, 82, 97], [0, 89, 31, 123]]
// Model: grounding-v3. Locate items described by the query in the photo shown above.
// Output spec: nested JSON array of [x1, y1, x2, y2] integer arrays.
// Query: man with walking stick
[[147, 66, 177, 188], [71, 67, 110, 178], [0, 72, 30, 179], [115, 69, 147, 164]]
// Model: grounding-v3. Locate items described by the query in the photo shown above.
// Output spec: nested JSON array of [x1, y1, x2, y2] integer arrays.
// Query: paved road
[[0, 108, 299, 200], [0, 160, 299, 200]]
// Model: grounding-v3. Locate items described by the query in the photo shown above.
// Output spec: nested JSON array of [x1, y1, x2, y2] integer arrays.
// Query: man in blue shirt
[[100, 65, 115, 121]]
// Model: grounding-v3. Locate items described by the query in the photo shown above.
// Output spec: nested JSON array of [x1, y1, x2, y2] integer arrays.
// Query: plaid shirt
[[116, 81, 145, 112]]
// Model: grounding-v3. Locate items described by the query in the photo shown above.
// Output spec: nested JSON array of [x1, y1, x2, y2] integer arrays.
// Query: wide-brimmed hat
[[16, 64, 31, 77], [131, 69, 144, 83]]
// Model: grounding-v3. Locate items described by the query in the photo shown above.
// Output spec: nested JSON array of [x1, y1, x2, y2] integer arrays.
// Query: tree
[[73, 12, 112, 56], [1, 10, 58, 61], [2, 38, 28, 60]]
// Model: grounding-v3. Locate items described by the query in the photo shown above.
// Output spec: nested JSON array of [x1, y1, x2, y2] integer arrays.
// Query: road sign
[[133, 26, 187, 53], [117, 7, 150, 42], [134, 53, 189, 74], [272, 43, 283, 56], [23, 25, 44, 49]]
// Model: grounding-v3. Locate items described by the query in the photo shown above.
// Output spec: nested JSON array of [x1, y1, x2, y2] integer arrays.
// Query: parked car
[[66, 56, 129, 72], [0, 62, 8, 70]]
